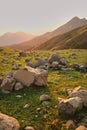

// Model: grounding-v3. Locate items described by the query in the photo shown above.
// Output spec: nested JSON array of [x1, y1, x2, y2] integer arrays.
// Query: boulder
[[14, 82, 24, 91], [34, 69, 48, 86], [37, 58, 47, 66], [58, 97, 83, 116], [13, 66, 48, 87], [59, 58, 67, 66], [83, 62, 87, 68], [80, 65, 87, 73], [13, 69, 35, 87], [75, 125, 87, 130], [69, 89, 87, 107], [1, 77, 16, 92], [26, 61, 35, 68], [51, 61, 59, 68], [0, 112, 20, 130], [19, 51, 27, 57], [48, 53, 61, 63], [71, 63, 80, 71]]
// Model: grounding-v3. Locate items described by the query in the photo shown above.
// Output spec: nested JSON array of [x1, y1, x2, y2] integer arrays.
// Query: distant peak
[[71, 16, 80, 21]]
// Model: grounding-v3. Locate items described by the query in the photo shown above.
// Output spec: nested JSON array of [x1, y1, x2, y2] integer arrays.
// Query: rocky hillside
[[9, 17, 87, 50], [0, 47, 87, 130], [35, 25, 87, 50]]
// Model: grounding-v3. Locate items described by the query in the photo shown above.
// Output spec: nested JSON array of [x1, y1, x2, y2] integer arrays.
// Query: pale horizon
[[0, 0, 87, 35]]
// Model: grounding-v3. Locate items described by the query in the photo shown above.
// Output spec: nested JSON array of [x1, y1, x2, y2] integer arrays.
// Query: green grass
[[0, 47, 87, 130]]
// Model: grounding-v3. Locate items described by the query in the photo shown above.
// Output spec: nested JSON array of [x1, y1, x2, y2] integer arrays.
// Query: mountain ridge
[[0, 32, 35, 46], [34, 25, 87, 50], [8, 16, 87, 50]]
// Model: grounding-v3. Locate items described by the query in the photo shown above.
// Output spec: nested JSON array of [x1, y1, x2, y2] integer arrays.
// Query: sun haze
[[0, 0, 87, 35]]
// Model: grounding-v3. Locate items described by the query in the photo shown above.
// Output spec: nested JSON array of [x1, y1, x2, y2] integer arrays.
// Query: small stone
[[36, 108, 41, 112], [75, 125, 87, 130], [43, 114, 48, 119], [16, 95, 22, 98], [54, 105, 58, 109], [42, 101, 50, 105], [24, 126, 35, 130], [40, 94, 51, 102], [23, 104, 30, 108], [65, 120, 76, 129], [35, 115, 38, 118], [14, 82, 24, 91], [1, 89, 10, 94]]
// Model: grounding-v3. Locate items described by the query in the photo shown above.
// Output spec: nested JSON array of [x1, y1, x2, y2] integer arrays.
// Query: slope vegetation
[[9, 17, 87, 50], [35, 25, 87, 50]]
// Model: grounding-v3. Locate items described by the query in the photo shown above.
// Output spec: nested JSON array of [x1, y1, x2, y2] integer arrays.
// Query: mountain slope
[[0, 32, 35, 46], [35, 25, 87, 50], [9, 17, 87, 50], [50, 17, 87, 37]]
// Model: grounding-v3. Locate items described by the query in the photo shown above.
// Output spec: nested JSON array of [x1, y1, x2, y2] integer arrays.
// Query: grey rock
[[48, 53, 61, 63], [1, 77, 16, 92], [69, 90, 87, 107], [40, 94, 51, 102], [14, 82, 24, 91], [58, 97, 83, 116]]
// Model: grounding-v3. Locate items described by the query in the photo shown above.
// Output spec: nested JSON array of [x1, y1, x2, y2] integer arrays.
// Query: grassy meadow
[[0, 47, 87, 130]]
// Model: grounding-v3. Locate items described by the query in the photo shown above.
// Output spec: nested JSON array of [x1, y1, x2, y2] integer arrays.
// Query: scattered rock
[[12, 64, 19, 70], [0, 112, 20, 130], [80, 65, 87, 73], [83, 62, 87, 68], [65, 120, 76, 129], [16, 95, 22, 98], [34, 69, 48, 86], [75, 125, 87, 130], [58, 97, 83, 116], [23, 104, 30, 108], [1, 89, 10, 94], [72, 86, 84, 93], [78, 116, 87, 127], [36, 108, 41, 112], [13, 66, 48, 87], [1, 77, 16, 92], [59, 58, 67, 66], [51, 61, 59, 68], [26, 61, 35, 68], [40, 94, 51, 102], [25, 58, 31, 63], [42, 101, 50, 105], [24, 126, 35, 130], [48, 53, 61, 63], [13, 68, 35, 87], [71, 63, 80, 71], [19, 51, 27, 57], [14, 82, 24, 91], [36, 58, 47, 66], [69, 89, 87, 107]]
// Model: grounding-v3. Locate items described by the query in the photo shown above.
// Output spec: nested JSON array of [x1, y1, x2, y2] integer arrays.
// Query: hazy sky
[[0, 0, 87, 35]]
